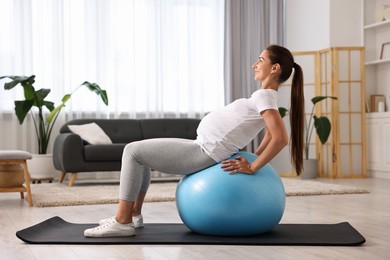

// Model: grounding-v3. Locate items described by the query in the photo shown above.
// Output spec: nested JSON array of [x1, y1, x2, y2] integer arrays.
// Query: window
[[0, 0, 225, 117]]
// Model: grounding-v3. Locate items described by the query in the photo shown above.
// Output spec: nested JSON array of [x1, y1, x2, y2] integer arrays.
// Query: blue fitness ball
[[176, 151, 285, 236]]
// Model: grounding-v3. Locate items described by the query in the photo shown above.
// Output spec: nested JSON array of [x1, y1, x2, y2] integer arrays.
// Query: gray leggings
[[119, 138, 216, 201]]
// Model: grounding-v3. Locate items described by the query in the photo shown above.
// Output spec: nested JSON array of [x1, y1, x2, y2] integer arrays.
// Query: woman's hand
[[221, 156, 254, 175]]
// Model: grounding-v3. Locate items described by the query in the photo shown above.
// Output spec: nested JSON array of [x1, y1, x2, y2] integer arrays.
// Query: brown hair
[[266, 45, 304, 176]]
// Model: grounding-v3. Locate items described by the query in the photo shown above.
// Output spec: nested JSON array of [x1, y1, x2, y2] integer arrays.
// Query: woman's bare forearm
[[250, 136, 288, 172], [255, 129, 271, 155]]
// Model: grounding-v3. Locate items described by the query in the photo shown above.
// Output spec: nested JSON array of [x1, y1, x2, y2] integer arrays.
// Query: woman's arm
[[250, 109, 288, 171], [222, 109, 288, 174], [254, 128, 271, 155]]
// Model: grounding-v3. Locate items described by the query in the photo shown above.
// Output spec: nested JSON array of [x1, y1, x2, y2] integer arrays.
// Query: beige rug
[[30, 178, 368, 207]]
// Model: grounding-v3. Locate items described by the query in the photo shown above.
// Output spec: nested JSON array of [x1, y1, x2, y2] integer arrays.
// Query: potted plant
[[303, 96, 337, 179], [279, 96, 337, 179], [1, 75, 109, 180]]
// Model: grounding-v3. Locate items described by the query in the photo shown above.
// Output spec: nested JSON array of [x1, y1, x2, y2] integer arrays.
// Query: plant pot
[[0, 164, 25, 188], [27, 154, 55, 182], [302, 159, 318, 179]]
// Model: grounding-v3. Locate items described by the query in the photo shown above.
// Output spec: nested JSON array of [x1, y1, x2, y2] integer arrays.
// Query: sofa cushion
[[140, 118, 200, 140], [68, 123, 112, 144], [61, 119, 143, 143], [84, 144, 126, 161]]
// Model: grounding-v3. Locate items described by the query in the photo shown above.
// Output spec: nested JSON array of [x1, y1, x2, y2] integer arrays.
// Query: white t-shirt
[[194, 89, 278, 162]]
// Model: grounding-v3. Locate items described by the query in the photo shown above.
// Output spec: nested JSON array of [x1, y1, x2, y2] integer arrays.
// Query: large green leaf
[[1, 75, 35, 90], [34, 88, 51, 107], [313, 116, 331, 144], [23, 84, 36, 100], [46, 94, 74, 123], [278, 107, 288, 118], [81, 81, 109, 105], [43, 100, 55, 111], [311, 96, 337, 105], [47, 102, 66, 123], [14, 100, 34, 124], [61, 94, 71, 103]]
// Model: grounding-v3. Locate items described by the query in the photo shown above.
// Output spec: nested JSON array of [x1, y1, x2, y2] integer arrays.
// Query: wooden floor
[[1, 177, 390, 260]]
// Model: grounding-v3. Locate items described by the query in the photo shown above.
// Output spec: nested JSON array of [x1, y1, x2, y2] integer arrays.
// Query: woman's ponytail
[[289, 63, 304, 175]]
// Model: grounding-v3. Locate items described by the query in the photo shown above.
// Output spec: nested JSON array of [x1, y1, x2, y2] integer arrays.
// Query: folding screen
[[274, 47, 366, 178]]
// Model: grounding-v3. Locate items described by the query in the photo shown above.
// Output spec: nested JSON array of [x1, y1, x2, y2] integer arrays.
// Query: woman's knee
[[123, 141, 143, 160]]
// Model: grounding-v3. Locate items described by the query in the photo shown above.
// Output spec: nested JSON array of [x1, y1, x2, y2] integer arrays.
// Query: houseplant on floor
[[1, 75, 109, 181], [302, 96, 337, 179]]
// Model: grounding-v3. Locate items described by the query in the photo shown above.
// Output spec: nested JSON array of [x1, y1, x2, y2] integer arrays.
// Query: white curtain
[[0, 0, 225, 153]]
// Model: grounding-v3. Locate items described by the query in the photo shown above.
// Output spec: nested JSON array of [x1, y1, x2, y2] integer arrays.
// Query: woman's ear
[[271, 63, 281, 74]]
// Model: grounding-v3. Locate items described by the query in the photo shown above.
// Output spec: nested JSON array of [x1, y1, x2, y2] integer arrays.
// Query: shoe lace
[[94, 218, 116, 231]]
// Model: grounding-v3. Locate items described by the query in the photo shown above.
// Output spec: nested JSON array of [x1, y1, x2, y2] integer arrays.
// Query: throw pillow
[[68, 123, 112, 144]]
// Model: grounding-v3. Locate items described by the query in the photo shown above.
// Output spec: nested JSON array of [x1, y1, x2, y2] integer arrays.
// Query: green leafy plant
[[305, 96, 337, 159], [279, 96, 337, 160], [1, 75, 109, 154], [278, 107, 288, 118]]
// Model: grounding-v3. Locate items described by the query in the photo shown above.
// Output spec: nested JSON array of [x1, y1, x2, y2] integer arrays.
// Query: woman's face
[[252, 50, 273, 82]]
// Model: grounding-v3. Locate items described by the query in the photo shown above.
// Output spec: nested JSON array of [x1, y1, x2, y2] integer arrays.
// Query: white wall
[[286, 0, 330, 51], [329, 0, 363, 46], [286, 0, 362, 51]]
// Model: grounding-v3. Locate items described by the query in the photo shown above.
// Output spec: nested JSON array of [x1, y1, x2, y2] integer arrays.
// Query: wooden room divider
[[279, 47, 366, 178]]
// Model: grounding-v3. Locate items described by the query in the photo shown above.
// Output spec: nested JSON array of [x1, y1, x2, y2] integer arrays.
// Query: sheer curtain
[[0, 0, 225, 153]]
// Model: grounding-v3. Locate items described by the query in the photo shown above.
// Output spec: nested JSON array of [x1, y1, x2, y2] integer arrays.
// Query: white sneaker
[[84, 218, 135, 237], [99, 215, 144, 228]]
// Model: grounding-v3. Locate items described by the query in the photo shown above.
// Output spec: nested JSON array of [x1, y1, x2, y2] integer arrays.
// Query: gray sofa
[[53, 118, 200, 186]]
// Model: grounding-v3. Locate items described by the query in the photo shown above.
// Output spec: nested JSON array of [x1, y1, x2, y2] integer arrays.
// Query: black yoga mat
[[16, 216, 365, 246]]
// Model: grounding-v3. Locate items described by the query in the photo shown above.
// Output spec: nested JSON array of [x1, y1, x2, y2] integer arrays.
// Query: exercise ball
[[176, 151, 285, 236]]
